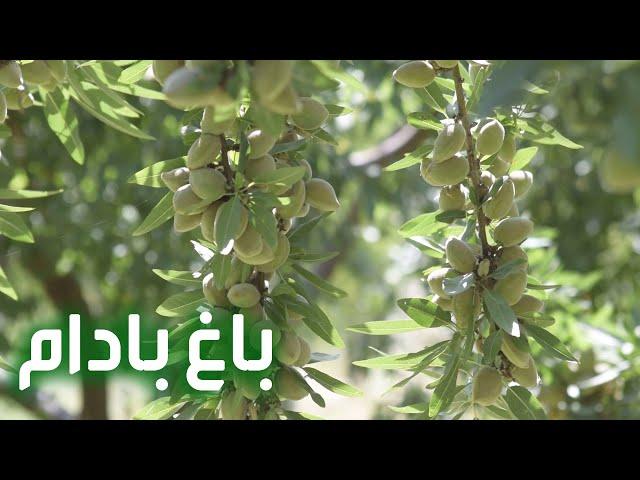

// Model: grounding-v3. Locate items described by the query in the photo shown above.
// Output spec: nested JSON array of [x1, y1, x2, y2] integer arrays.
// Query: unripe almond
[[234, 373, 261, 401], [45, 60, 67, 82], [161, 167, 190, 192], [152, 60, 184, 85], [173, 184, 210, 215], [295, 203, 311, 218], [291, 97, 329, 131], [439, 184, 466, 211], [512, 294, 543, 316], [174, 212, 202, 233], [506, 202, 519, 217], [493, 270, 528, 305], [480, 170, 496, 188], [393, 61, 435, 88], [214, 202, 248, 241], [453, 288, 481, 330], [163, 67, 222, 108], [472, 367, 503, 406], [200, 201, 222, 242], [498, 245, 528, 271], [433, 60, 459, 69], [421, 155, 470, 187], [275, 332, 301, 365], [227, 283, 261, 308], [256, 233, 290, 273], [238, 303, 265, 326], [433, 295, 453, 312], [202, 273, 231, 307], [274, 367, 308, 400], [433, 121, 466, 163], [276, 180, 306, 219], [4, 89, 34, 110], [245, 154, 277, 180], [512, 355, 538, 388], [427, 267, 455, 299], [0, 92, 6, 124], [249, 319, 282, 350], [483, 178, 515, 220], [305, 178, 340, 212], [294, 338, 311, 367], [235, 240, 276, 266], [201, 106, 235, 135], [493, 217, 533, 247], [489, 157, 511, 176], [224, 256, 245, 290], [509, 170, 533, 198], [234, 224, 264, 258], [498, 134, 517, 163], [248, 129, 277, 159], [477, 258, 491, 277], [262, 84, 301, 115], [189, 168, 226, 202], [0, 61, 23, 88], [21, 60, 53, 85], [501, 335, 530, 368], [298, 158, 313, 180], [476, 118, 505, 156], [252, 60, 294, 102], [446, 238, 477, 274], [187, 134, 221, 169], [220, 390, 248, 420]]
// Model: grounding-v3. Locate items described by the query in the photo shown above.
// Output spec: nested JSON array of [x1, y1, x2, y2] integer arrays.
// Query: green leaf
[[253, 166, 306, 188], [353, 341, 448, 371], [246, 197, 278, 249], [288, 250, 340, 263], [269, 139, 307, 155], [118, 60, 152, 84], [397, 298, 452, 328], [510, 147, 538, 170], [281, 410, 324, 420], [383, 144, 432, 172], [0, 354, 16, 373], [0, 265, 18, 301], [288, 213, 331, 242], [489, 259, 527, 280], [292, 264, 347, 298], [347, 319, 424, 335], [524, 324, 578, 362], [504, 386, 547, 420], [520, 118, 582, 149], [212, 253, 232, 290], [282, 295, 344, 348], [153, 269, 203, 287], [42, 88, 85, 165], [389, 403, 429, 414], [214, 196, 243, 253], [398, 210, 448, 237], [406, 113, 443, 131], [0, 211, 34, 243], [156, 291, 205, 317], [0, 204, 35, 213], [482, 330, 503, 365], [0, 189, 62, 200], [128, 158, 186, 188], [310, 128, 338, 145], [442, 273, 475, 296], [133, 191, 174, 236], [483, 289, 520, 337], [324, 104, 353, 116], [429, 335, 462, 417], [310, 60, 368, 94], [133, 397, 187, 420], [303, 367, 362, 397]]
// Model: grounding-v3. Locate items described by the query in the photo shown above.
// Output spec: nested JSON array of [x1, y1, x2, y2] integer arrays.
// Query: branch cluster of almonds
[[393, 60, 542, 407]]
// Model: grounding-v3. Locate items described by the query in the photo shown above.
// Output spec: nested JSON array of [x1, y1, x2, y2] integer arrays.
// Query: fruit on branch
[[483, 178, 515, 220], [446, 238, 477, 274], [498, 134, 517, 163], [161, 167, 190, 192], [173, 184, 210, 215], [488, 157, 511, 176], [475, 118, 505, 156], [0, 61, 23, 88], [508, 171, 533, 198], [276, 180, 306, 218], [163, 67, 232, 109], [493, 217, 534, 247], [262, 85, 301, 115], [214, 203, 248, 241], [203, 273, 231, 307], [392, 61, 435, 88], [511, 294, 544, 316], [256, 233, 290, 273], [189, 168, 227, 202], [45, 60, 67, 82], [274, 367, 309, 401], [493, 270, 528, 305], [234, 224, 264, 258], [3, 89, 34, 110], [250, 320, 282, 350], [20, 61, 53, 85], [497, 245, 528, 271], [500, 335, 530, 368], [305, 178, 340, 212], [421, 155, 470, 186], [433, 295, 453, 311], [152, 60, 184, 85], [201, 106, 235, 135], [427, 267, 455, 299], [275, 332, 302, 365], [187, 134, 221, 169], [452, 288, 481, 329], [294, 339, 311, 367], [291, 97, 329, 131], [200, 202, 222, 242], [248, 129, 277, 159], [511, 355, 538, 388], [439, 184, 466, 211], [433, 60, 459, 69], [227, 283, 261, 308], [244, 154, 277, 180], [174, 212, 203, 233], [506, 203, 519, 217], [480, 170, 496, 188], [252, 60, 293, 102], [477, 258, 491, 277], [433, 121, 466, 163], [220, 389, 248, 420], [234, 373, 261, 401], [472, 367, 503, 406], [0, 92, 6, 124]]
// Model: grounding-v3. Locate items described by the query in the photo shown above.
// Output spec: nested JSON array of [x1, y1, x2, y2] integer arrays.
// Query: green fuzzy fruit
[[481, 170, 496, 188], [477, 258, 491, 277], [433, 121, 466, 163], [427, 267, 455, 299], [248, 129, 278, 159], [252, 60, 293, 102], [214, 203, 248, 242], [174, 212, 202, 233], [512, 355, 538, 388], [298, 158, 313, 180], [476, 118, 505, 156], [274, 367, 308, 401], [173, 184, 210, 215], [453, 288, 481, 330], [291, 98, 329, 131], [599, 150, 640, 193], [498, 134, 517, 163], [244, 154, 276, 180], [506, 202, 519, 217], [275, 332, 301, 365], [200, 106, 235, 135], [498, 245, 528, 271], [446, 238, 477, 274], [262, 84, 301, 115], [512, 294, 544, 316], [185, 60, 225, 71], [235, 224, 264, 258], [235, 240, 276, 266], [163, 67, 232, 108], [234, 373, 261, 401], [4, 89, 34, 110], [276, 180, 306, 219], [189, 167, 226, 202], [202, 273, 231, 307], [295, 203, 310, 218], [239, 305, 265, 329], [421, 155, 470, 187], [220, 390, 248, 420], [187, 134, 221, 170], [249, 319, 282, 350], [200, 201, 222, 242], [493, 270, 528, 305], [393, 61, 435, 88], [434, 60, 459, 69], [152, 60, 184, 85], [256, 233, 290, 273], [287, 308, 304, 329], [160, 167, 190, 192], [305, 178, 340, 212], [0, 61, 23, 88], [509, 170, 533, 198], [488, 158, 511, 176], [222, 256, 244, 290], [294, 338, 311, 367], [227, 283, 261, 308], [0, 92, 6, 123], [483, 178, 515, 220], [21, 61, 53, 85], [433, 295, 453, 312], [472, 367, 503, 406], [493, 217, 534, 247], [501, 335, 530, 368], [439, 184, 466, 211], [45, 60, 67, 82]]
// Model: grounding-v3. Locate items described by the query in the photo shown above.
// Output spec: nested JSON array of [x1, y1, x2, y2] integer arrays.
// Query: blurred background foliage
[[1, 60, 640, 419]]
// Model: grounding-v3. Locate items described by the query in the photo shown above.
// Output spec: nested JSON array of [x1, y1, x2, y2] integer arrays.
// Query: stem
[[452, 66, 490, 257]]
